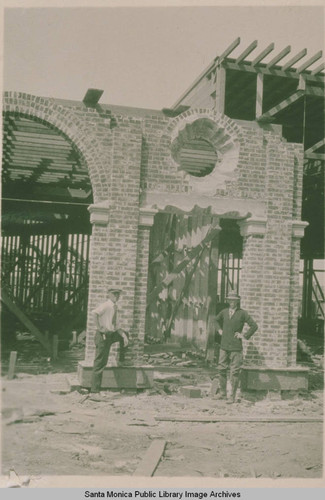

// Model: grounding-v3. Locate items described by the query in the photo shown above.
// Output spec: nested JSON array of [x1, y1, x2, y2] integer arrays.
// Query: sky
[[3, 4, 325, 110]]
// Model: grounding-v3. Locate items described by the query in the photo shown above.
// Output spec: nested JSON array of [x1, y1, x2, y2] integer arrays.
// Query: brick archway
[[3, 92, 109, 201]]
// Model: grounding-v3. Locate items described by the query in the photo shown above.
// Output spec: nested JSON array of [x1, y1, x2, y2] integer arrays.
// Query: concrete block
[[241, 366, 309, 391], [78, 361, 154, 389], [180, 386, 202, 398]]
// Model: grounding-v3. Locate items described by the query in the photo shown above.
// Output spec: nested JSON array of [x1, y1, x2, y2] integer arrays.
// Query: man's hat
[[108, 287, 122, 294], [226, 291, 240, 301]]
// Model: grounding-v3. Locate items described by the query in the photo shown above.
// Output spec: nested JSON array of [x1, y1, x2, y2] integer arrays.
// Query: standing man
[[213, 291, 258, 403], [90, 288, 129, 394]]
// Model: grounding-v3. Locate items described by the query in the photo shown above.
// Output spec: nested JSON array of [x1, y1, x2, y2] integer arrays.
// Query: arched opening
[[1, 113, 93, 357]]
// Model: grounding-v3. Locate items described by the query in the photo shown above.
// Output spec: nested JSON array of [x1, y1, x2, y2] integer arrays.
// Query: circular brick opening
[[179, 139, 218, 177]]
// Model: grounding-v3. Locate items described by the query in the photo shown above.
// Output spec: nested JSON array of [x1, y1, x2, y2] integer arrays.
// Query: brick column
[[238, 218, 267, 366], [287, 221, 309, 365], [85, 201, 110, 361], [129, 208, 157, 365]]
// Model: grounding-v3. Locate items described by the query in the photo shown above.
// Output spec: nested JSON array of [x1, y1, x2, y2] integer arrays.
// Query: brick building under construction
[[2, 39, 324, 390]]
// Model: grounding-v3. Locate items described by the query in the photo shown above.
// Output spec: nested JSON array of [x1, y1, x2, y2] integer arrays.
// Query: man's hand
[[218, 329, 223, 336], [118, 330, 129, 347], [235, 332, 245, 340]]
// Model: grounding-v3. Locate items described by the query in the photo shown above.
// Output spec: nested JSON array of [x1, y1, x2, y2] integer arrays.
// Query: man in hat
[[90, 288, 129, 393], [212, 291, 258, 403]]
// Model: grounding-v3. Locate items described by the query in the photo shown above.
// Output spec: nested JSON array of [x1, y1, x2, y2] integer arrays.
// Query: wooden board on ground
[[133, 440, 166, 476], [155, 416, 322, 423]]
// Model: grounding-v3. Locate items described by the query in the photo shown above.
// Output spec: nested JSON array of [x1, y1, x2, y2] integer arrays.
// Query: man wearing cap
[[90, 288, 129, 393], [213, 291, 258, 403]]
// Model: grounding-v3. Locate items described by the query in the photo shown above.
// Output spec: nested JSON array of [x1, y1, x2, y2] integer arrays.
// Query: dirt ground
[[1, 366, 323, 483]]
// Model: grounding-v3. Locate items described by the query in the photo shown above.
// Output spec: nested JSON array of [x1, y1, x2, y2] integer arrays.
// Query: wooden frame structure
[[172, 38, 324, 332], [1, 114, 93, 354]]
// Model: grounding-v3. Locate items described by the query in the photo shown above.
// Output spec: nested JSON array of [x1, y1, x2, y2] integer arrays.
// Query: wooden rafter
[[217, 37, 241, 63], [252, 43, 274, 66], [235, 40, 258, 64], [311, 62, 325, 75], [282, 49, 307, 71], [297, 50, 323, 73], [305, 138, 325, 155], [257, 90, 304, 122], [266, 46, 291, 69]]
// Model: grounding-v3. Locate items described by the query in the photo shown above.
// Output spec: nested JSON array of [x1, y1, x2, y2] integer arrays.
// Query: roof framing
[[172, 38, 324, 109]]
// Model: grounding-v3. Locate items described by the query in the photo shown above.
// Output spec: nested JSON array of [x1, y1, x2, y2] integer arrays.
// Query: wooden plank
[[1, 289, 52, 354], [266, 46, 291, 69], [305, 138, 325, 155], [156, 416, 322, 423], [304, 152, 325, 160], [304, 86, 324, 97], [218, 37, 241, 62], [235, 40, 258, 64], [252, 43, 274, 66], [297, 50, 323, 73], [133, 440, 166, 476], [215, 66, 226, 114], [7, 351, 18, 380], [255, 73, 264, 118], [282, 48, 307, 71], [311, 62, 325, 75], [257, 90, 304, 122]]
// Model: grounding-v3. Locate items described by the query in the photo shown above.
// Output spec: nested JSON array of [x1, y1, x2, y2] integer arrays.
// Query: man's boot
[[227, 380, 239, 404], [214, 373, 227, 400]]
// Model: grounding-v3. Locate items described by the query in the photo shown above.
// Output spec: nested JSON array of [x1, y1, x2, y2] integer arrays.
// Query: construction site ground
[[1, 340, 324, 483]]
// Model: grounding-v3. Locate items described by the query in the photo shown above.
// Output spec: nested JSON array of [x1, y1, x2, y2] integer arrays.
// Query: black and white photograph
[[0, 0, 324, 490]]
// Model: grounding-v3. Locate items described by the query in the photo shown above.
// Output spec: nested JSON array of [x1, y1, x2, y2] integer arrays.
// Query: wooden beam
[[304, 86, 324, 97], [257, 90, 304, 122], [133, 440, 166, 476], [218, 37, 241, 62], [223, 60, 323, 83], [297, 50, 323, 73], [235, 40, 258, 64], [282, 48, 307, 71], [305, 138, 325, 155], [255, 73, 264, 118], [252, 43, 274, 66], [1, 289, 52, 354], [304, 152, 325, 160], [215, 66, 226, 114], [266, 46, 291, 68], [83, 88, 104, 108], [311, 62, 325, 75]]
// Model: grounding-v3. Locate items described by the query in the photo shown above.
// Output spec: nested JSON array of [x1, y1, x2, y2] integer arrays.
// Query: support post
[[7, 351, 17, 380], [52, 335, 59, 360], [256, 73, 264, 119], [215, 66, 226, 115]]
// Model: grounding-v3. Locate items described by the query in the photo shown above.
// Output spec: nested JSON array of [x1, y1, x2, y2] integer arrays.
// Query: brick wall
[[4, 92, 307, 369]]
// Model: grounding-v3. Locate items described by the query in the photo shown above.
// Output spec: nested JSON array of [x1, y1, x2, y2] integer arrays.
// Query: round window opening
[[179, 139, 218, 178]]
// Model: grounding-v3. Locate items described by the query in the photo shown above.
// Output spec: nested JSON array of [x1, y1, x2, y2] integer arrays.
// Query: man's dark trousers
[[91, 330, 125, 392], [218, 348, 243, 397]]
